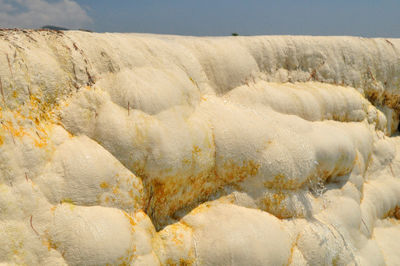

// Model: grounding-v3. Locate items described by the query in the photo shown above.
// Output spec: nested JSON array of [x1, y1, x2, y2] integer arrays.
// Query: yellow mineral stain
[[262, 190, 294, 219], [263, 174, 299, 190], [123, 211, 137, 227], [61, 199, 76, 210], [100, 182, 109, 189], [192, 145, 201, 154], [286, 233, 301, 266], [112, 186, 120, 194], [222, 160, 260, 182], [167, 224, 185, 246]]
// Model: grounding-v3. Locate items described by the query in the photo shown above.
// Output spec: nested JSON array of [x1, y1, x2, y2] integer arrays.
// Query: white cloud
[[0, 0, 93, 29]]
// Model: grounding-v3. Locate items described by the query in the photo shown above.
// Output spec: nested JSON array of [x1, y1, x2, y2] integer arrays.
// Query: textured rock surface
[[0, 29, 400, 265]]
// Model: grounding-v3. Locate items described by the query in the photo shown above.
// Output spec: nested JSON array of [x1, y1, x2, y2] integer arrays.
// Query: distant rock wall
[[0, 29, 400, 265]]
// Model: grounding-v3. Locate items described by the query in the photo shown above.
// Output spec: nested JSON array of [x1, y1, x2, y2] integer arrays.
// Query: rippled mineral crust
[[1, 29, 400, 265]]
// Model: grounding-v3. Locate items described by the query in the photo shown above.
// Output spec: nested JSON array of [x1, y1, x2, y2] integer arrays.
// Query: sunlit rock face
[[1, 29, 400, 265]]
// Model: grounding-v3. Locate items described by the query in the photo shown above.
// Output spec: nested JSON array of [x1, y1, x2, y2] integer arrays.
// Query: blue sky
[[1, 0, 399, 37]]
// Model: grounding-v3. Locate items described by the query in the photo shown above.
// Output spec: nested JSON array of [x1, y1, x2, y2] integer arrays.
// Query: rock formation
[[0, 29, 400, 265]]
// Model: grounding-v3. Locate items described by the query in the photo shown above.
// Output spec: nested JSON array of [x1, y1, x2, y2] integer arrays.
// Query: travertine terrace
[[0, 29, 400, 265]]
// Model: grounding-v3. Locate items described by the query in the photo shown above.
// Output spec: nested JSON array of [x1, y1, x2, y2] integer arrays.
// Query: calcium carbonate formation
[[0, 29, 400, 265]]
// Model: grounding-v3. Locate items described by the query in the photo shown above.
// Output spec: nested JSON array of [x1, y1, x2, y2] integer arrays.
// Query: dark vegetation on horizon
[[41, 25, 92, 32]]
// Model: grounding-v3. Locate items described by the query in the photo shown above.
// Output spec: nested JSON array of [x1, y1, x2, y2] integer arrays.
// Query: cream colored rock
[[159, 203, 291, 265], [1, 29, 400, 265]]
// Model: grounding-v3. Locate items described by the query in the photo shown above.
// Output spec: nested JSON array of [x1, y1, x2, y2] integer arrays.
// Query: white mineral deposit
[[0, 29, 400, 265]]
